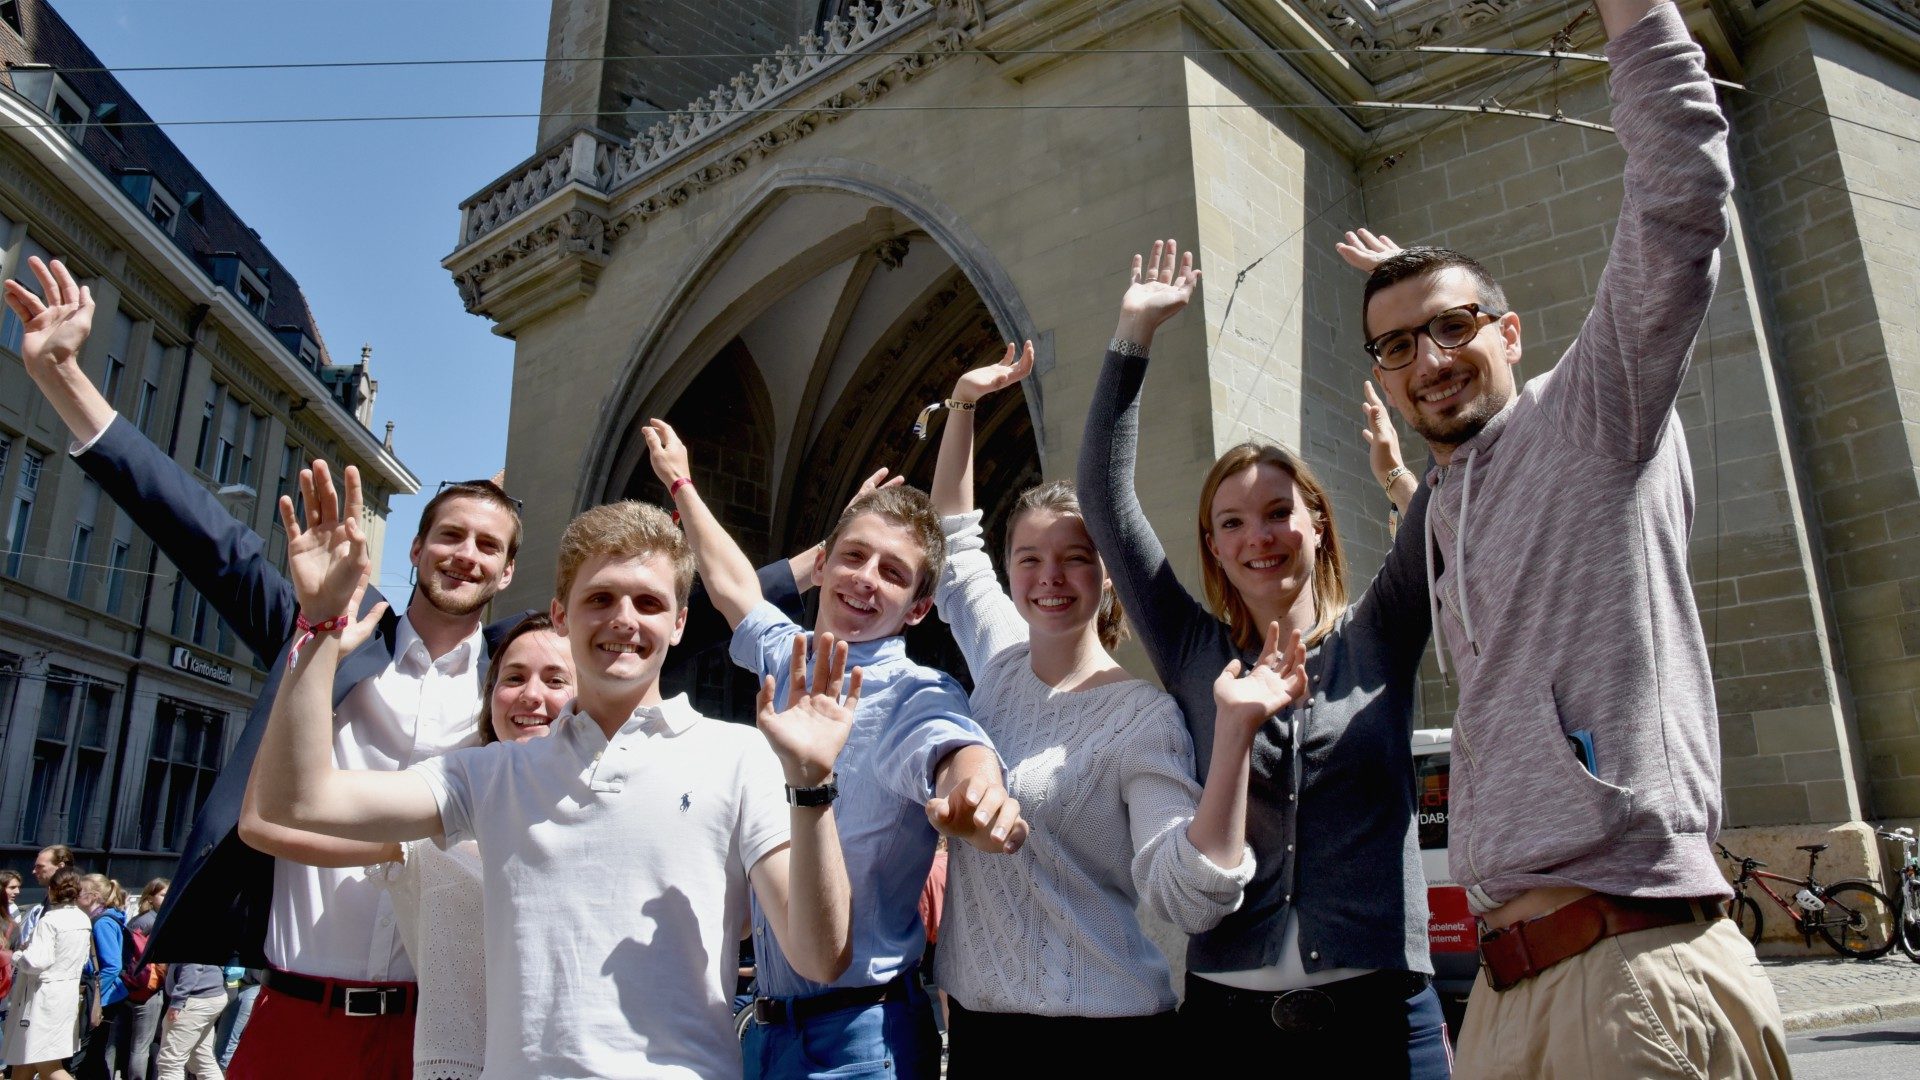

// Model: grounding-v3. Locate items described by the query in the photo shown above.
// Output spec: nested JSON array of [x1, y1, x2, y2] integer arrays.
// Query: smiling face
[[487, 628, 574, 743], [551, 551, 687, 711], [1006, 508, 1110, 641], [812, 511, 935, 643], [1205, 462, 1321, 620], [410, 495, 518, 618], [1365, 266, 1523, 461]]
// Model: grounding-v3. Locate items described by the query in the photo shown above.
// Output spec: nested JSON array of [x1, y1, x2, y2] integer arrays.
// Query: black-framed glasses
[[1364, 303, 1504, 370], [435, 478, 524, 513]]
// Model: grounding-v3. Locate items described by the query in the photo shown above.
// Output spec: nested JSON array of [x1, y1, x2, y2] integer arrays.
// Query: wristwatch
[[785, 777, 839, 807]]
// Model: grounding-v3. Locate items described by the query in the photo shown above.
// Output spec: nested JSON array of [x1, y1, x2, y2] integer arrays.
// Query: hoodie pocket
[[1463, 683, 1635, 884]]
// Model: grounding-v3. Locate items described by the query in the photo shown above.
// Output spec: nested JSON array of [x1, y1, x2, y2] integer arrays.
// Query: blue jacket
[[87, 907, 128, 1007], [77, 417, 801, 965]]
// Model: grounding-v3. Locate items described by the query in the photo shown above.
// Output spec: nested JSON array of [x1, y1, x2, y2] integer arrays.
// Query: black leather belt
[[752, 974, 909, 1026], [262, 968, 416, 1018], [1186, 970, 1430, 1033]]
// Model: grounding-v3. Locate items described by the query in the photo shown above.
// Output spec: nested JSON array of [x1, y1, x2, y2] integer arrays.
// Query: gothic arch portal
[[591, 161, 1044, 714]]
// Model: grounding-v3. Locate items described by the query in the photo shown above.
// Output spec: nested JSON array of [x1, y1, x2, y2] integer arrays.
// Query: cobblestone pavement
[[1764, 954, 1920, 1032]]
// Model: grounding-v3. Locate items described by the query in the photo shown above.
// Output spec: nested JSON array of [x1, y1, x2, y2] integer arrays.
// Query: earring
[[408, 565, 417, 586]]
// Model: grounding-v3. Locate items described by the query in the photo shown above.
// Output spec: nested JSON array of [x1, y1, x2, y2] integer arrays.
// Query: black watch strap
[[785, 777, 839, 807]]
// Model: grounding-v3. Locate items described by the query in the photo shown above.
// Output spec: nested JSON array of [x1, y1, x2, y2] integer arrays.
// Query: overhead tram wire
[[26, 39, 1914, 148]]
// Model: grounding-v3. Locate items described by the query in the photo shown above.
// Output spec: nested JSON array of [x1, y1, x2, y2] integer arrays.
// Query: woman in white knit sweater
[[926, 343, 1306, 1075]]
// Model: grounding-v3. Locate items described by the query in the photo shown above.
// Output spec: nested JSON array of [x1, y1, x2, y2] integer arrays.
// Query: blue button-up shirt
[[732, 601, 993, 996]]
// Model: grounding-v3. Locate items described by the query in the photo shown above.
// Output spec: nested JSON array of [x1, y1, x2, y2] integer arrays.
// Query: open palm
[[281, 459, 371, 620], [1119, 238, 1201, 332], [2, 256, 94, 379], [758, 633, 861, 787]]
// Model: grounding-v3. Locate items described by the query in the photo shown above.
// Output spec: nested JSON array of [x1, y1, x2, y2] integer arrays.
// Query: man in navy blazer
[[9, 258, 814, 1076]]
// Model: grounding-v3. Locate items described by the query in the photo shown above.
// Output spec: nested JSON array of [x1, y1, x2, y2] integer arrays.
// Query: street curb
[[1782, 995, 1920, 1034]]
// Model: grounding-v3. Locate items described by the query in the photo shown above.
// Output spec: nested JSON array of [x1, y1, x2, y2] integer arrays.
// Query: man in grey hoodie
[[1350, 1, 1789, 1076]]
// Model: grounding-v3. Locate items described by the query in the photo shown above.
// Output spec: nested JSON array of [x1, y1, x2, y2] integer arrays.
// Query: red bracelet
[[287, 612, 350, 666], [669, 476, 694, 497]]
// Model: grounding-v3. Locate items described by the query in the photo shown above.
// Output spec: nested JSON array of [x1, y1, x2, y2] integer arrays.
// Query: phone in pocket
[[1567, 729, 1597, 776]]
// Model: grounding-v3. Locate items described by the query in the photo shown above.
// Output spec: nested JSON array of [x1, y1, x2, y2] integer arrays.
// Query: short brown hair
[[417, 480, 524, 562], [478, 612, 559, 745], [46, 866, 82, 906], [1196, 443, 1351, 651], [554, 501, 695, 609], [1362, 247, 1509, 337], [823, 486, 945, 602], [1005, 481, 1130, 651]]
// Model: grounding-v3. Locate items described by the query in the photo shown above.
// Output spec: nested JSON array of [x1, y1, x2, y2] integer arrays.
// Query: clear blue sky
[[52, 0, 551, 590]]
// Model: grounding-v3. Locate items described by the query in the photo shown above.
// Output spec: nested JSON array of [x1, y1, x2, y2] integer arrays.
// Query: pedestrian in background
[[73, 875, 129, 1080], [3, 866, 90, 1080], [124, 879, 170, 1080], [155, 963, 226, 1080]]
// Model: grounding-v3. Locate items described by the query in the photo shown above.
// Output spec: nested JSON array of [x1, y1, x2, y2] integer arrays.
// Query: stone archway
[[592, 171, 1043, 717]]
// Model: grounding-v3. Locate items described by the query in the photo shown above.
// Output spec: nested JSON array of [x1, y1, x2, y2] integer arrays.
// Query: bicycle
[[1716, 840, 1895, 958], [1877, 827, 1920, 962]]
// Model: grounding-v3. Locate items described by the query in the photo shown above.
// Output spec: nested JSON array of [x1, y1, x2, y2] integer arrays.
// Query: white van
[[1413, 728, 1477, 1019]]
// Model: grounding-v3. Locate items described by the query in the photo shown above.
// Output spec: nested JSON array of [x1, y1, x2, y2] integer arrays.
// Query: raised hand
[[952, 341, 1034, 405], [1214, 622, 1308, 742], [1361, 381, 1408, 489], [1115, 238, 1201, 344], [758, 633, 861, 788], [279, 460, 370, 621], [1335, 228, 1403, 273], [3, 256, 94, 380], [642, 418, 692, 489], [851, 466, 906, 505]]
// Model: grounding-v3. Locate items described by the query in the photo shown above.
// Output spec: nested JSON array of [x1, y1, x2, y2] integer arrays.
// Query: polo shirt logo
[[680, 792, 692, 813]]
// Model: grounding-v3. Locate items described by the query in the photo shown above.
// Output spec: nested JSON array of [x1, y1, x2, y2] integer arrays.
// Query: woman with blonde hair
[[925, 344, 1291, 1074], [1077, 240, 1446, 1076], [4, 866, 90, 1080], [74, 875, 130, 1080]]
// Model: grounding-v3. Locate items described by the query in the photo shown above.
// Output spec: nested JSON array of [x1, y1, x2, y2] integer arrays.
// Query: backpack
[[120, 922, 165, 1003]]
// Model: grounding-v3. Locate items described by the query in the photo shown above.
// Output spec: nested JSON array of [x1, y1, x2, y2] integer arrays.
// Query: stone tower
[[449, 0, 1920, 888]]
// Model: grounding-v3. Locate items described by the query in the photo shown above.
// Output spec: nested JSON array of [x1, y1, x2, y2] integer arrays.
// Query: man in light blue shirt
[[651, 419, 1024, 1080]]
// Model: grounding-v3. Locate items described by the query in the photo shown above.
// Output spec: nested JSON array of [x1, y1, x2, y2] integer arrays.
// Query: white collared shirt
[[263, 615, 486, 982], [411, 694, 790, 1079]]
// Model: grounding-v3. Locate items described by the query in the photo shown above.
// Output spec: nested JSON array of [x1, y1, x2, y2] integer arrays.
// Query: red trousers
[[226, 971, 415, 1080]]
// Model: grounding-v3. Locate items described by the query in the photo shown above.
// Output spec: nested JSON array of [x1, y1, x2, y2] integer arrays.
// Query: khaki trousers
[[156, 993, 225, 1080], [1455, 917, 1791, 1079]]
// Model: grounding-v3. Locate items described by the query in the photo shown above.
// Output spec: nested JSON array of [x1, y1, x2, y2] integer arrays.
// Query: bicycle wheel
[[1816, 880, 1896, 959], [1897, 883, 1920, 962], [1731, 894, 1763, 945]]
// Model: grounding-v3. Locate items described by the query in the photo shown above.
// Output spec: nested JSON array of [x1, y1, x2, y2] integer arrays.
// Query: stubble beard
[[419, 571, 495, 618], [1412, 385, 1512, 457]]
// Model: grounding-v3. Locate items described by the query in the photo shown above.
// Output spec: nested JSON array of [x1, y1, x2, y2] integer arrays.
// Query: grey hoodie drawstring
[[1424, 447, 1483, 684], [1425, 485, 1447, 684], [1455, 448, 1480, 659]]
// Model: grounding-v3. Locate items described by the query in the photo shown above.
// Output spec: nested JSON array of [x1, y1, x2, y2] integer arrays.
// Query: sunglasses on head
[[436, 478, 524, 513]]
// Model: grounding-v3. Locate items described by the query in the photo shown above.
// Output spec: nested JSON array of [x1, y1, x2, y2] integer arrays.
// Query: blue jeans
[[743, 977, 941, 1080], [218, 982, 260, 1068]]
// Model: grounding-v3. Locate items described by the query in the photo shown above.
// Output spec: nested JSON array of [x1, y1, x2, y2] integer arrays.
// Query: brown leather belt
[[1478, 894, 1728, 992]]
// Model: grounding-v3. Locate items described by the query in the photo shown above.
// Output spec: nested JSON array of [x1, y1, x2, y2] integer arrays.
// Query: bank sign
[[171, 646, 234, 685]]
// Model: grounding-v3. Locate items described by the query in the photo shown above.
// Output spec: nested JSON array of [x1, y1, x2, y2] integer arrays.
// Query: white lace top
[[378, 840, 485, 1080], [930, 512, 1255, 1016]]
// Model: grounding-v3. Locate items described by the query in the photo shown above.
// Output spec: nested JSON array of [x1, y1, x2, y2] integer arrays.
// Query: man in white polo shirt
[[253, 460, 855, 1079]]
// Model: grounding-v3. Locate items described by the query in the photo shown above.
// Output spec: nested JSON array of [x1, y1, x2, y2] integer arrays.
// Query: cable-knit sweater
[[931, 511, 1253, 1017]]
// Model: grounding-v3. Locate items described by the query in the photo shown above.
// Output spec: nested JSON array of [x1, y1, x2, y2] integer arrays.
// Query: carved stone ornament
[[450, 0, 972, 319]]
